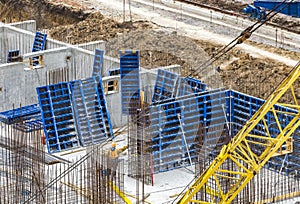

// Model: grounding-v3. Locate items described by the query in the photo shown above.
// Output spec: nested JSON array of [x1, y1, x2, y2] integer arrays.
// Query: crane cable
[[172, 1, 296, 203], [186, 0, 294, 79]]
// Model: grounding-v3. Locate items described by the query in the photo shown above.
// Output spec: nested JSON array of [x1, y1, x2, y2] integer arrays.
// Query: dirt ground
[[1, 0, 299, 100], [181, 0, 300, 33]]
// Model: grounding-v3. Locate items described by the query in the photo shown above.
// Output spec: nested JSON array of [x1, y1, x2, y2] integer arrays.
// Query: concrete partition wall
[[0, 47, 72, 111], [8, 20, 36, 33], [140, 65, 181, 104], [103, 65, 181, 127], [0, 26, 33, 63], [0, 46, 100, 111], [68, 47, 94, 81], [0, 25, 71, 64], [77, 41, 105, 52], [103, 55, 120, 76]]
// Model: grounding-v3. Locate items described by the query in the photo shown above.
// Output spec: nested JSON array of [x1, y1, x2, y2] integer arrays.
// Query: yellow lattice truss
[[177, 61, 300, 204]]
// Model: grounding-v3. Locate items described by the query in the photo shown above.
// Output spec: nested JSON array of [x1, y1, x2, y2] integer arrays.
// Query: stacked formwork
[[37, 76, 114, 153], [70, 76, 114, 147], [0, 104, 42, 132]]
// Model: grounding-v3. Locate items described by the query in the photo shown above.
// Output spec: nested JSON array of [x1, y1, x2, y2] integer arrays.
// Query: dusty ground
[[0, 0, 88, 28], [180, 0, 300, 32], [1, 0, 299, 100]]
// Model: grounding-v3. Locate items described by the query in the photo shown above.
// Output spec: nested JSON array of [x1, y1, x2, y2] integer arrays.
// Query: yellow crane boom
[[176, 61, 300, 204]]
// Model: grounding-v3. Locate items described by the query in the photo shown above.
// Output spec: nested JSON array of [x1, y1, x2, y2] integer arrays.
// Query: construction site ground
[[1, 0, 300, 203], [1, 0, 300, 100]]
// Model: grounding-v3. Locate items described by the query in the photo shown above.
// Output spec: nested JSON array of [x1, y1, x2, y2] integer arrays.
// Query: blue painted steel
[[108, 68, 120, 76], [148, 87, 300, 174], [254, 1, 300, 17], [243, 4, 267, 20], [36, 83, 80, 153], [32, 32, 47, 52], [120, 50, 140, 115], [149, 89, 228, 173], [92, 49, 104, 76], [176, 77, 206, 97], [32, 31, 47, 66], [0, 104, 42, 132], [152, 69, 179, 102], [6, 50, 20, 63], [0, 104, 41, 124], [70, 76, 114, 146], [230, 90, 299, 176], [14, 118, 43, 133]]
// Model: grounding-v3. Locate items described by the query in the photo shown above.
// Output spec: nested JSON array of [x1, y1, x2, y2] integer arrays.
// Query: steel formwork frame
[[0, 104, 41, 125], [70, 76, 114, 147], [120, 50, 140, 115], [152, 69, 179, 102], [146, 88, 300, 176], [37, 76, 114, 153], [37, 82, 80, 153], [148, 89, 229, 173], [92, 49, 104, 77]]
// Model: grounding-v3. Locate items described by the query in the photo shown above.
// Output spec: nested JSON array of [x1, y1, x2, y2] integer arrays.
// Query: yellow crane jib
[[176, 61, 300, 204]]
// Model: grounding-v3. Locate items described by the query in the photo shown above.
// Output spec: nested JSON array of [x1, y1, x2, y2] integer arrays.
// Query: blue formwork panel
[[230, 90, 299, 176], [176, 77, 206, 97], [92, 49, 104, 76], [7, 50, 20, 63], [108, 68, 120, 76], [32, 31, 47, 66], [120, 50, 140, 115], [254, 1, 300, 17], [149, 88, 229, 173], [32, 32, 47, 52], [0, 104, 41, 124], [14, 118, 43, 133], [70, 76, 114, 146], [36, 83, 80, 153], [152, 69, 179, 103]]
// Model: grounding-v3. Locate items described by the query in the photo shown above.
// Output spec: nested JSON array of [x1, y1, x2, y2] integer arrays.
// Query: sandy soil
[[1, 0, 299, 100]]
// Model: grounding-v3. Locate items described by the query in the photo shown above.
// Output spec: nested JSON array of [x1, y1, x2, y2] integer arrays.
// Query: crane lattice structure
[[176, 61, 300, 203]]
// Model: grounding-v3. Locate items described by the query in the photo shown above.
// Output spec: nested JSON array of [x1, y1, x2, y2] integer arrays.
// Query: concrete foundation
[[0, 20, 180, 128]]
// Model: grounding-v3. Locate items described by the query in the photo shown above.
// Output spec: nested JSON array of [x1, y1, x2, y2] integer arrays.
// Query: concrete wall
[[140, 65, 181, 104], [77, 41, 105, 52], [103, 55, 120, 77], [8, 20, 36, 33], [0, 24, 71, 64], [0, 22, 181, 128], [0, 46, 99, 111], [102, 65, 181, 127]]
